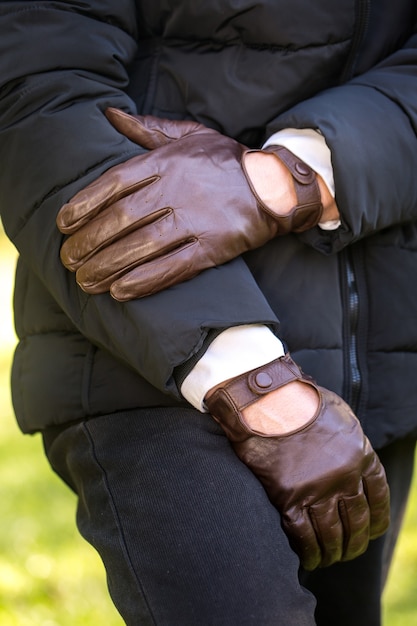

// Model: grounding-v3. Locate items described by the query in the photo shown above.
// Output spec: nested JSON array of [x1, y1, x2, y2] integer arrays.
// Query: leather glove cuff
[[205, 353, 306, 440], [244, 145, 323, 234], [205, 354, 390, 571]]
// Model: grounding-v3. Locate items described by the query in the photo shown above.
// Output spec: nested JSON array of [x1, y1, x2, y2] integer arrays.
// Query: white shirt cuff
[[263, 128, 341, 230], [180, 325, 285, 411]]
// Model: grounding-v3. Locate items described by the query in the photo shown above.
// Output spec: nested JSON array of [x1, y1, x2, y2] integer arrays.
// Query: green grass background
[[1, 222, 416, 625]]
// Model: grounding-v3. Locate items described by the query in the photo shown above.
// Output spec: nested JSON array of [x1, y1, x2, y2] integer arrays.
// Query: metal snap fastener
[[295, 162, 310, 177], [255, 372, 273, 388]]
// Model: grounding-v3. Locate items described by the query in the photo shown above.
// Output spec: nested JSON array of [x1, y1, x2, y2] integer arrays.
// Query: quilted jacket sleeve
[[268, 18, 417, 254], [0, 0, 278, 397]]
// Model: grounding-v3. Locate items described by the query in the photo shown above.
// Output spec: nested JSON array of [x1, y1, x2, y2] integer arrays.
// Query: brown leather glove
[[57, 108, 322, 300], [205, 354, 390, 571]]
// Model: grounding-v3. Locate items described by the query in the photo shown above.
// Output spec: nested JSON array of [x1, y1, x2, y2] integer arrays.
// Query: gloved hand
[[57, 108, 322, 300], [204, 354, 390, 571]]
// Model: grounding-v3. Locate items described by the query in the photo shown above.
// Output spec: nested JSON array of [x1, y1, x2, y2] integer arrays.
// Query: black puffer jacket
[[1, 0, 417, 449]]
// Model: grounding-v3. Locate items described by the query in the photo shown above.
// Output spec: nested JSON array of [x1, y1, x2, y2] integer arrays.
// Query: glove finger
[[307, 488, 372, 568], [362, 442, 391, 539], [110, 243, 206, 300], [284, 499, 357, 570], [73, 213, 191, 292], [306, 501, 345, 569], [281, 510, 322, 572], [337, 490, 371, 562], [60, 180, 171, 271], [105, 107, 208, 149], [57, 155, 158, 235]]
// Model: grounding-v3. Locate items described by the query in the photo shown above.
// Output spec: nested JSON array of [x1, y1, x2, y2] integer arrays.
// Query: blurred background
[[1, 220, 416, 625]]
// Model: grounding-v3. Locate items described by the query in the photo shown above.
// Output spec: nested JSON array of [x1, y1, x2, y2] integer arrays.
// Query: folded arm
[[267, 22, 417, 253], [0, 1, 278, 396]]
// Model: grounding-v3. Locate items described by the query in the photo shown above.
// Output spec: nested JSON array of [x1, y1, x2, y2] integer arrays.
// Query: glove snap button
[[295, 162, 311, 177], [254, 372, 273, 389]]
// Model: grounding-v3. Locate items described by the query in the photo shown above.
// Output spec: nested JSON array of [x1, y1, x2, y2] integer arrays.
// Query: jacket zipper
[[339, 1, 371, 414], [342, 251, 362, 412], [339, 0, 371, 83]]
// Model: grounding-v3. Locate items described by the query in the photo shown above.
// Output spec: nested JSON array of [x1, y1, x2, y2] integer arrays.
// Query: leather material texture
[[57, 109, 322, 300], [205, 354, 390, 570]]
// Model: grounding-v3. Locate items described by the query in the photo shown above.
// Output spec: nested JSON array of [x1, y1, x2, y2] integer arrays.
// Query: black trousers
[[43, 407, 415, 626]]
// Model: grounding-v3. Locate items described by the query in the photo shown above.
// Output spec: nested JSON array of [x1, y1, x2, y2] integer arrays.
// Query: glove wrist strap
[[205, 354, 309, 441], [264, 145, 323, 233]]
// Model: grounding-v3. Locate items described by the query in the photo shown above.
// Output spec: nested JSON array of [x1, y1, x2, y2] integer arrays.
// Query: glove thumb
[[105, 107, 206, 149]]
